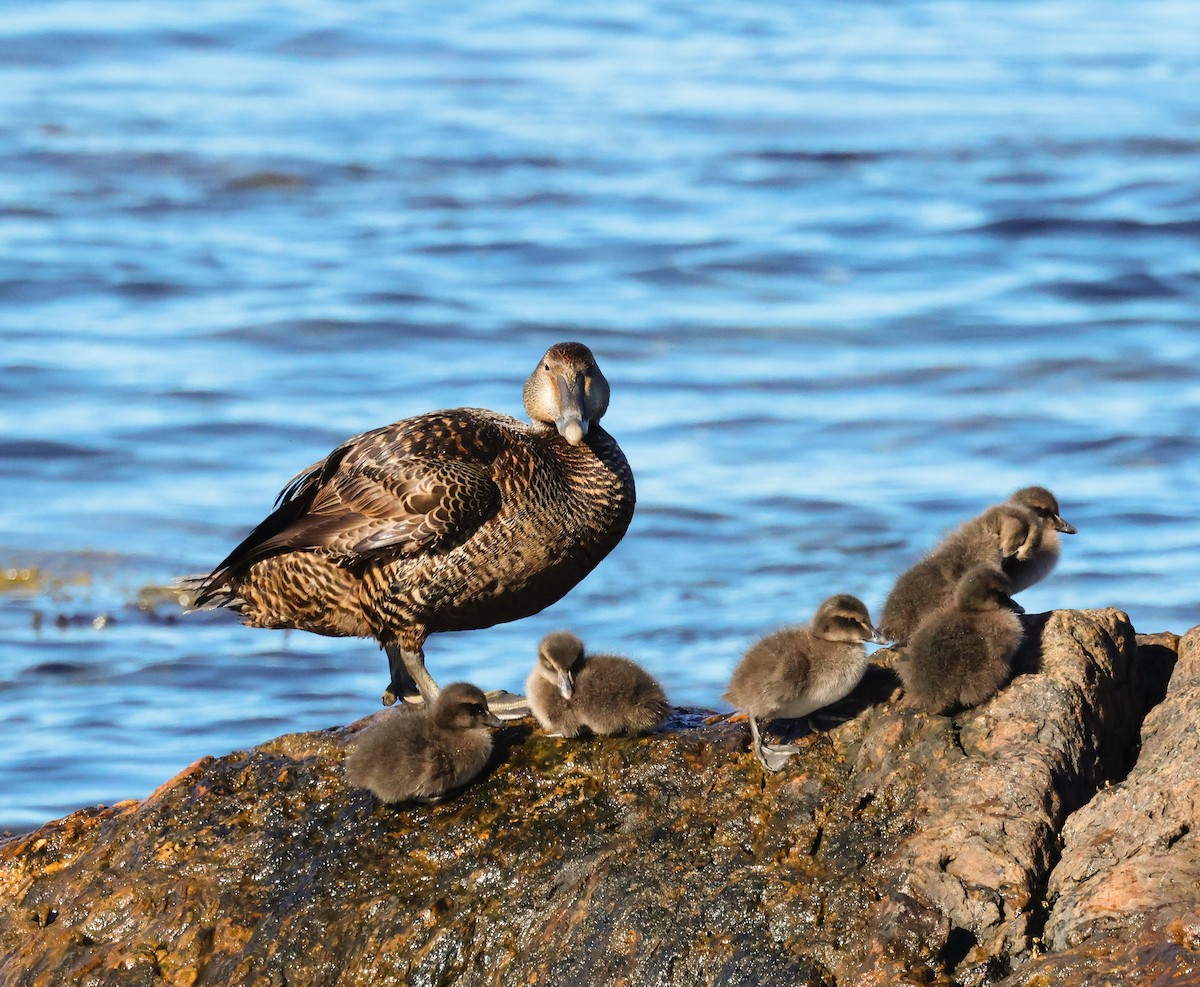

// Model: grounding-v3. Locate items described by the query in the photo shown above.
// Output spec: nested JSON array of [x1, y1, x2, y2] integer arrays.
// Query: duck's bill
[[555, 374, 589, 445]]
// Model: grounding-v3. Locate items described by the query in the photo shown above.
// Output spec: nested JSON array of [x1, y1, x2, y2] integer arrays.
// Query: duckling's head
[[431, 682, 503, 730], [954, 566, 1018, 613], [523, 342, 611, 446], [536, 631, 586, 699], [811, 594, 882, 644], [1010, 486, 1077, 534]]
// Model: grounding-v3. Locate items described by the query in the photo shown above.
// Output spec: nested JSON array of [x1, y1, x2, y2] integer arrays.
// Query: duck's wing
[[276, 412, 508, 557], [199, 414, 506, 590], [284, 455, 501, 558]]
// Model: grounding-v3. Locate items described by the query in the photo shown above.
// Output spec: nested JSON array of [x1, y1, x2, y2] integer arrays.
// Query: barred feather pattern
[[191, 408, 635, 654]]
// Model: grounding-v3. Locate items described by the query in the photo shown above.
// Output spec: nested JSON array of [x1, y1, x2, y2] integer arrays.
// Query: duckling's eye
[[543, 362, 550, 371]]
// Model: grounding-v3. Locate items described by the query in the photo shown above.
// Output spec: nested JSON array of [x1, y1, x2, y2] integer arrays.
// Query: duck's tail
[[172, 572, 244, 613]]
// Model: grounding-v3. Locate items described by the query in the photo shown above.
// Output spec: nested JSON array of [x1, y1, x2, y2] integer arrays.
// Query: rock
[[0, 609, 1173, 986], [1000, 628, 1200, 986], [831, 608, 1143, 986]]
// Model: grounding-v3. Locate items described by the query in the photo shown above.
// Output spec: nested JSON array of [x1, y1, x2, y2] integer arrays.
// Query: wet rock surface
[[1, 609, 1197, 986]]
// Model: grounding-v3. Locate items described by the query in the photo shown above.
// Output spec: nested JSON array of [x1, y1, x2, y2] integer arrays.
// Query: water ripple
[[1, 0, 1198, 829]]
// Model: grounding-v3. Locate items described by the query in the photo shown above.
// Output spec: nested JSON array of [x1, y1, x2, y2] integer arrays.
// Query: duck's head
[[811, 594, 884, 644], [535, 631, 586, 699], [431, 682, 503, 730], [523, 342, 611, 446], [1010, 486, 1076, 534]]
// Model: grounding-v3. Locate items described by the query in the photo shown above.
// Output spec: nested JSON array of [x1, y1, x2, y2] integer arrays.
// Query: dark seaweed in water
[[1, 0, 1198, 829]]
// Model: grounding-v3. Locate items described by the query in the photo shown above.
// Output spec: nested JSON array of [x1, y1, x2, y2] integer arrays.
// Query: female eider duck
[[526, 631, 669, 738], [724, 595, 881, 772], [893, 565, 1024, 715], [346, 681, 503, 803], [185, 342, 635, 710]]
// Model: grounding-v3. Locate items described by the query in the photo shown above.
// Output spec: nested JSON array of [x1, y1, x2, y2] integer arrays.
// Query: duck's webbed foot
[[483, 689, 531, 720], [381, 654, 418, 707], [383, 642, 440, 708]]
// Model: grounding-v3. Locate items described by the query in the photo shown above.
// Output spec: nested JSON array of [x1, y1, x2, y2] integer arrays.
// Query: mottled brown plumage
[[345, 682, 502, 803], [186, 342, 635, 707], [526, 631, 669, 738]]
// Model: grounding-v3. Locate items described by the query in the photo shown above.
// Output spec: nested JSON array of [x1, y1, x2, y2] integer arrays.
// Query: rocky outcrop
[[1000, 627, 1199, 986], [0, 609, 1195, 986]]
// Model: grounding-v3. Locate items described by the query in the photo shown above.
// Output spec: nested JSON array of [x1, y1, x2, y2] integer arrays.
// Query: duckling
[[1003, 486, 1076, 594], [893, 566, 1024, 715], [723, 595, 880, 772], [880, 502, 1035, 645], [182, 341, 635, 711], [345, 681, 502, 803], [526, 632, 669, 738]]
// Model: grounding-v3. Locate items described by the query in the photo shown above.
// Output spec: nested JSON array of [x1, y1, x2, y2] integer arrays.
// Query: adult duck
[[186, 341, 635, 709]]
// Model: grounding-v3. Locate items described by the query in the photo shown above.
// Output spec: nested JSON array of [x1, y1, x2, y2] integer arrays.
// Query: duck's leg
[[749, 713, 801, 773], [382, 641, 440, 708]]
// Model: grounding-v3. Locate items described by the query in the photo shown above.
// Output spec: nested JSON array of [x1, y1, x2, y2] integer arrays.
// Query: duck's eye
[[543, 362, 550, 371]]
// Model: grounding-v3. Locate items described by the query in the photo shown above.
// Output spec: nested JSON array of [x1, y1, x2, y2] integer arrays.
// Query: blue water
[[1, 0, 1198, 831]]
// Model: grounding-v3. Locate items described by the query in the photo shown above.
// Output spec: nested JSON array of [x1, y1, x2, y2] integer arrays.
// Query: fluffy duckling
[[880, 500, 1037, 645], [345, 682, 502, 803], [724, 595, 880, 772], [1003, 486, 1076, 594], [526, 632, 669, 738], [894, 566, 1024, 715]]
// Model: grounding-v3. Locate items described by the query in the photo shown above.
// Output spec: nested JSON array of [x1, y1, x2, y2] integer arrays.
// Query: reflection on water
[[1, 0, 1198, 829]]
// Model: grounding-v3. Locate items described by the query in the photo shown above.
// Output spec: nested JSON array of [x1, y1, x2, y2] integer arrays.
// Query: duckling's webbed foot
[[757, 742, 803, 773], [749, 714, 801, 773]]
